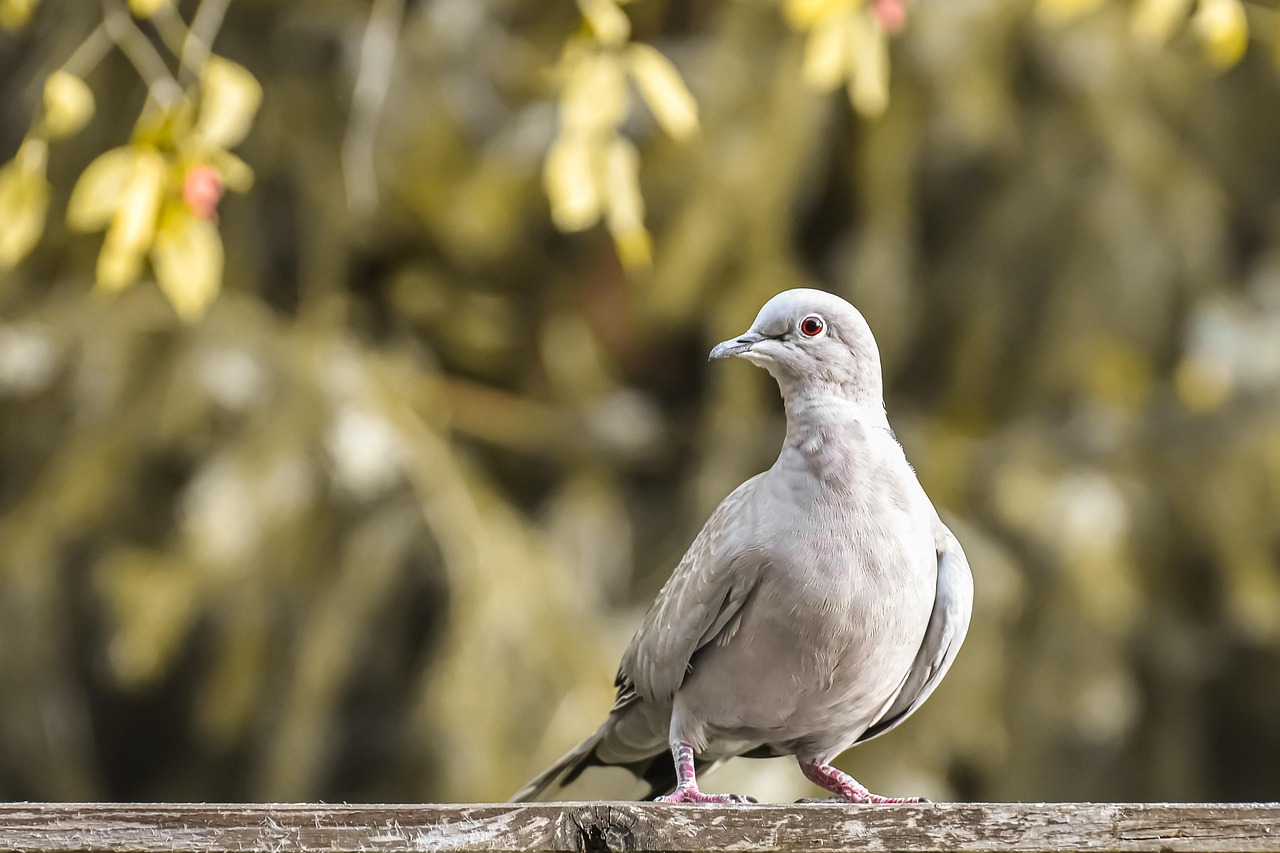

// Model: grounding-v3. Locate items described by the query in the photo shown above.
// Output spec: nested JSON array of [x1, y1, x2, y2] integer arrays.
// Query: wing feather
[[615, 475, 767, 707], [857, 520, 973, 743]]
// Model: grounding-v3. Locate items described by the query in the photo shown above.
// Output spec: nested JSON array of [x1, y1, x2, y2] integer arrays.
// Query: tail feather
[[512, 728, 731, 802], [509, 727, 606, 802]]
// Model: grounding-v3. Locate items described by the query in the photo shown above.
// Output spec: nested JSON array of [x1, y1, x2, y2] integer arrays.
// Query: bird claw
[[795, 795, 931, 805], [657, 788, 758, 805]]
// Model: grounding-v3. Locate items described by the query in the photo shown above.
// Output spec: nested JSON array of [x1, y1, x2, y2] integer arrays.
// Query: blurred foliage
[[1, 0, 260, 320], [2, 0, 1280, 806]]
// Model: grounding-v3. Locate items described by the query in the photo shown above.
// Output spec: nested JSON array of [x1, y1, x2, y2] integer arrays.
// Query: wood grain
[[0, 803, 1275, 853]]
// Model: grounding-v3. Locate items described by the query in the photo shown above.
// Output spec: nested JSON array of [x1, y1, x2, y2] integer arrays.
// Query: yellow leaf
[[561, 53, 629, 137], [96, 147, 166, 291], [196, 57, 263, 149], [42, 71, 95, 139], [0, 0, 39, 30], [1194, 0, 1248, 68], [802, 10, 855, 91], [626, 44, 699, 141], [151, 204, 224, 321], [1175, 354, 1231, 412], [1035, 0, 1108, 25], [95, 550, 198, 688], [0, 141, 50, 269], [545, 135, 603, 232], [111, 149, 166, 251], [207, 148, 254, 193], [848, 13, 889, 118], [783, 0, 851, 31], [68, 147, 138, 232], [128, 0, 169, 17], [578, 0, 630, 46], [1132, 0, 1194, 47], [96, 242, 145, 291], [602, 137, 651, 269]]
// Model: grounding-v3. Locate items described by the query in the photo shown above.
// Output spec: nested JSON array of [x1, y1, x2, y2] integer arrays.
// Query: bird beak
[[709, 330, 765, 360]]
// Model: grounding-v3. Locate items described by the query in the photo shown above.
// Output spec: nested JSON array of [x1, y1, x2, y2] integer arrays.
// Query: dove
[[513, 288, 973, 805]]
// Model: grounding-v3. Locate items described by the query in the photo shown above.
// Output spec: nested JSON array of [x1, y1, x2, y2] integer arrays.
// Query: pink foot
[[799, 761, 927, 805], [813, 791, 928, 805], [656, 787, 757, 805], [656, 740, 757, 804]]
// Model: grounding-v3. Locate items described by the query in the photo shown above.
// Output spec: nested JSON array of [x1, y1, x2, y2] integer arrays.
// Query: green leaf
[[545, 135, 603, 232], [0, 0, 40, 30], [0, 140, 50, 270], [68, 147, 138, 232], [577, 0, 630, 46], [1194, 0, 1248, 69], [603, 136, 650, 269], [627, 44, 700, 141], [151, 203, 224, 321], [128, 0, 170, 17], [96, 147, 167, 291], [197, 57, 263, 149], [42, 71, 95, 139]]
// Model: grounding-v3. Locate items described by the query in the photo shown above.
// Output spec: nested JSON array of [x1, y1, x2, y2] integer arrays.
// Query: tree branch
[[100, 0, 182, 109], [179, 0, 232, 84], [60, 23, 112, 78], [342, 0, 405, 219]]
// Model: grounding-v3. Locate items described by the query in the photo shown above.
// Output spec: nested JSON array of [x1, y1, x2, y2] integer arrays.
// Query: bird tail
[[509, 726, 606, 803]]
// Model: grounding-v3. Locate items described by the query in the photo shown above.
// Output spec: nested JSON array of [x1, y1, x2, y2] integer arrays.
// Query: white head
[[710, 288, 884, 405]]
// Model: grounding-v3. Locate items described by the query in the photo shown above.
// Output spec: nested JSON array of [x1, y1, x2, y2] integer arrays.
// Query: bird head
[[709, 288, 884, 405]]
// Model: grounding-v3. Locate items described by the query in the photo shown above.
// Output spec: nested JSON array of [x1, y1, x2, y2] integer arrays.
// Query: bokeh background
[[2, 0, 1280, 806]]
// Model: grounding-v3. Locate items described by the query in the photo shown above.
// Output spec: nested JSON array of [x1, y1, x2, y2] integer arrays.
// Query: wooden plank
[[0, 803, 1275, 853]]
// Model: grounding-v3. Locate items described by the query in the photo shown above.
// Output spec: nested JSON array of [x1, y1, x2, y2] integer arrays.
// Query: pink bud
[[872, 0, 907, 34], [183, 165, 225, 222]]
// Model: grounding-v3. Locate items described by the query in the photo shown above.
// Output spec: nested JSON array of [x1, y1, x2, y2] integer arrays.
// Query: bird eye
[[799, 315, 825, 337]]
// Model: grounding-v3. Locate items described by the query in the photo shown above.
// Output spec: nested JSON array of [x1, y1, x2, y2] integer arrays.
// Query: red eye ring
[[799, 315, 825, 337]]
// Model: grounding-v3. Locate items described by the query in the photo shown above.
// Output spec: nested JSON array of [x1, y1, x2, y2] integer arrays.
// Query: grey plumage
[[513, 288, 973, 804]]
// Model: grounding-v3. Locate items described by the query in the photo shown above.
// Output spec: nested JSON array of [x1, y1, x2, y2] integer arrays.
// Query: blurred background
[[2, 0, 1280, 806]]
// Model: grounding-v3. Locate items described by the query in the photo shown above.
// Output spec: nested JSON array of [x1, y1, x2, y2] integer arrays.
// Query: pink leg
[[799, 761, 926, 804], [654, 741, 756, 804]]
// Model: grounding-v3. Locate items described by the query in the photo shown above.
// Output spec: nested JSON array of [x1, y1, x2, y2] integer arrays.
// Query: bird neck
[[767, 353, 884, 416], [776, 391, 891, 488], [782, 389, 888, 445]]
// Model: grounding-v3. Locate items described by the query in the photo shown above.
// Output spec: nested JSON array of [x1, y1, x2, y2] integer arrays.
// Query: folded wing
[[616, 475, 768, 708], [857, 521, 973, 743]]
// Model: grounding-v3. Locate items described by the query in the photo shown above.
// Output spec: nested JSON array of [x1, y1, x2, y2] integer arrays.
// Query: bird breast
[[671, 428, 938, 757]]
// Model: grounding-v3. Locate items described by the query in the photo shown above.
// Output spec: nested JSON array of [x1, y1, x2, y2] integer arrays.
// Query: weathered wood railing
[[0, 803, 1276, 853]]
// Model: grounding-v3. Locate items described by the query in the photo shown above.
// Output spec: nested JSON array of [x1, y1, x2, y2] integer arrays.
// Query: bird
[[512, 288, 973, 805]]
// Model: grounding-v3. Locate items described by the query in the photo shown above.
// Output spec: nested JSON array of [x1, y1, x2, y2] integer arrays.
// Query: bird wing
[[615, 475, 768, 709], [856, 517, 973, 743]]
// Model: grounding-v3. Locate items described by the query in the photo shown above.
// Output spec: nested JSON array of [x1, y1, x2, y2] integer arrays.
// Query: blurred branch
[[100, 0, 181, 109], [149, 2, 190, 59], [441, 378, 581, 458], [178, 0, 231, 84], [60, 24, 111, 78], [342, 0, 404, 219]]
